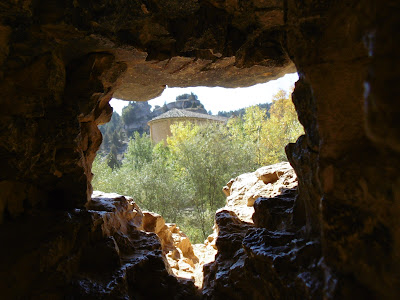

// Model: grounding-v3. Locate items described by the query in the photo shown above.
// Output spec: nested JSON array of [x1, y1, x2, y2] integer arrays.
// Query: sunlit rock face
[[0, 0, 399, 299], [203, 162, 323, 299], [141, 211, 217, 288]]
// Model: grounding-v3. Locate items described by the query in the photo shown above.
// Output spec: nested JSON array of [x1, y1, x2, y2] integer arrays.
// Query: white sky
[[110, 73, 298, 115]]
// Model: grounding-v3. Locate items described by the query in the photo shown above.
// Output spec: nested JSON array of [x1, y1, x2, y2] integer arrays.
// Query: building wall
[[149, 117, 221, 144]]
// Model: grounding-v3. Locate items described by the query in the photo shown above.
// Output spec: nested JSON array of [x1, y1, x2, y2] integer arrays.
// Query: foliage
[[176, 92, 198, 101], [92, 89, 303, 243], [106, 150, 120, 170], [121, 102, 137, 125], [124, 132, 153, 170], [99, 112, 125, 155], [225, 89, 303, 166], [260, 89, 303, 164], [217, 102, 271, 118], [92, 156, 114, 191], [167, 123, 254, 239]]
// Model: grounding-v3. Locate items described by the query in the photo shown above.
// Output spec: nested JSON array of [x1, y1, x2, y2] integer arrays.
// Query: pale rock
[[89, 191, 144, 236], [142, 215, 204, 286], [142, 211, 166, 233], [178, 260, 193, 272], [222, 162, 297, 223]]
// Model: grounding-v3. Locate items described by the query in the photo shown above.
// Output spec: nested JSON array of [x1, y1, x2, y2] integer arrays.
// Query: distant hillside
[[153, 93, 207, 116], [121, 93, 208, 138], [98, 93, 209, 166], [98, 96, 274, 169], [217, 102, 272, 118], [122, 101, 155, 137]]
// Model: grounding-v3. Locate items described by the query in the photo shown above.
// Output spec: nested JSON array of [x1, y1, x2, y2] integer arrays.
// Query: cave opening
[[91, 72, 306, 288]]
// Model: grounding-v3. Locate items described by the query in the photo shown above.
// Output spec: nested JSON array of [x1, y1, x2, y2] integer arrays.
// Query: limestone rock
[[285, 2, 400, 297], [89, 191, 144, 234], [153, 95, 208, 116], [0, 192, 199, 299], [253, 188, 296, 231], [223, 162, 297, 223], [142, 211, 165, 234], [203, 162, 322, 299], [139, 208, 219, 288], [192, 240, 218, 288], [141, 211, 207, 286]]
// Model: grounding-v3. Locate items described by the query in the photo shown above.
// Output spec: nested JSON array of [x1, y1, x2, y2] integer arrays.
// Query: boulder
[[222, 162, 297, 223], [203, 162, 322, 299]]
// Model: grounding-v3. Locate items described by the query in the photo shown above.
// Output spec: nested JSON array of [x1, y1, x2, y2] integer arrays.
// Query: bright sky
[[110, 73, 298, 115]]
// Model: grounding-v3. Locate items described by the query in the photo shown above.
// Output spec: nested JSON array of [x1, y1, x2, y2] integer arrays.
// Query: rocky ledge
[[0, 191, 199, 299], [203, 162, 322, 299], [86, 162, 315, 299], [141, 210, 216, 288]]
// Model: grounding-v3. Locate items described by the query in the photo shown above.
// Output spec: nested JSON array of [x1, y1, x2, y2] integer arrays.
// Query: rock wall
[[203, 162, 322, 299], [0, 191, 199, 299], [0, 0, 399, 299], [0, 30, 126, 212], [285, 1, 400, 298]]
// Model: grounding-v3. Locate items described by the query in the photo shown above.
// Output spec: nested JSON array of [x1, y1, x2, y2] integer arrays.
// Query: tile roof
[[148, 109, 228, 123]]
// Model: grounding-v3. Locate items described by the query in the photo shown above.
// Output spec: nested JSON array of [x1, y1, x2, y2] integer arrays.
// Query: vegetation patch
[[93, 90, 303, 243]]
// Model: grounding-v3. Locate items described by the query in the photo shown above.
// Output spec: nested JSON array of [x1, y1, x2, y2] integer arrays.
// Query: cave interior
[[0, 0, 399, 299]]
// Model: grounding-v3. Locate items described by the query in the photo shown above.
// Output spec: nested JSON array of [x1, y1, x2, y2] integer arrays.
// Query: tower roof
[[148, 109, 227, 123]]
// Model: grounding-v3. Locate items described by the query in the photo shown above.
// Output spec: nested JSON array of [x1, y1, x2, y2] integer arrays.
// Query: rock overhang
[[62, 0, 296, 101], [0, 0, 295, 218]]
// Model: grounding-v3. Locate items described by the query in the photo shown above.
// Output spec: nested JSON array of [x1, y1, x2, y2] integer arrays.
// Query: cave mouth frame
[[94, 71, 304, 288], [90, 69, 304, 284], [93, 71, 301, 232], [1, 0, 398, 298]]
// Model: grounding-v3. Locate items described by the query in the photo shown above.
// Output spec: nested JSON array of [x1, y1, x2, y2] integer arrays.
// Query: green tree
[[121, 102, 137, 125], [98, 111, 124, 154], [106, 145, 120, 170], [167, 122, 253, 241], [124, 132, 153, 170], [111, 131, 122, 148], [260, 89, 304, 164], [243, 106, 267, 165], [92, 156, 114, 190]]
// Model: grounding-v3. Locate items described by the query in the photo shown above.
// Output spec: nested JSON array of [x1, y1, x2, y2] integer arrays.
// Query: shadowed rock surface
[[203, 162, 322, 299], [1, 0, 399, 299], [0, 191, 199, 299], [142, 211, 205, 286]]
